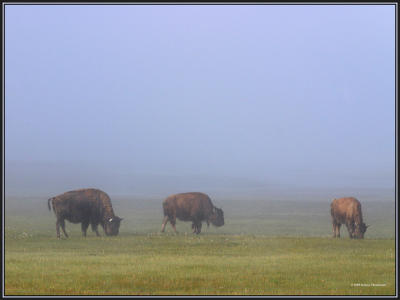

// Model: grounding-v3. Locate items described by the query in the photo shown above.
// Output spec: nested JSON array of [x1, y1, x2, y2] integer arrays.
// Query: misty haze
[[5, 5, 395, 203]]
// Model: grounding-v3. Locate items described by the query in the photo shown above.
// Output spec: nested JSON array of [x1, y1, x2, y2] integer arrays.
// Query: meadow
[[4, 195, 396, 296]]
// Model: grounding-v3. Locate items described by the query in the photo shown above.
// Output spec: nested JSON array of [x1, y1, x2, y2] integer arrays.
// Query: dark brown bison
[[161, 192, 224, 234], [48, 188, 122, 238], [330, 197, 369, 239]]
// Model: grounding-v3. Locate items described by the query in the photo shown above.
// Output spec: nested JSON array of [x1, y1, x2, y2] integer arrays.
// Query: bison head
[[209, 207, 224, 227], [104, 216, 123, 236], [354, 222, 368, 239]]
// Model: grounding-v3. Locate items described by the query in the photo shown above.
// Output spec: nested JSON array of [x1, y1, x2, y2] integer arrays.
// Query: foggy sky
[[4, 4, 396, 197]]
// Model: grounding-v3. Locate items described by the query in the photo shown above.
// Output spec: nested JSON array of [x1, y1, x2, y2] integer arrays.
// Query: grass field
[[4, 195, 397, 296]]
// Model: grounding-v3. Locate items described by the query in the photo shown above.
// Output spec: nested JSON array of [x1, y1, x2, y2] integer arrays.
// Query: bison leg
[[332, 221, 340, 238], [56, 219, 61, 239], [332, 222, 336, 238], [91, 223, 100, 236], [81, 222, 89, 237], [192, 222, 197, 233], [195, 222, 202, 234], [161, 216, 169, 233], [346, 222, 354, 239], [336, 223, 341, 238], [350, 222, 356, 238], [169, 217, 177, 233], [192, 220, 202, 234], [59, 219, 68, 238], [333, 222, 341, 238]]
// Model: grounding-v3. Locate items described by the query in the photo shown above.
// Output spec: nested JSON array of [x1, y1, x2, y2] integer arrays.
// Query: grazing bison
[[48, 188, 122, 238], [161, 192, 224, 234], [330, 197, 368, 239]]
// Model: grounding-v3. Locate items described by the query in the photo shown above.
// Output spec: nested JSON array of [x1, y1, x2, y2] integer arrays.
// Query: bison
[[330, 197, 369, 239], [161, 192, 224, 234], [48, 188, 122, 238]]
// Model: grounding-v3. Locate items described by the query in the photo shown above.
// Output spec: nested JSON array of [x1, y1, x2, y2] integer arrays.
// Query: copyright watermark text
[[351, 283, 386, 287]]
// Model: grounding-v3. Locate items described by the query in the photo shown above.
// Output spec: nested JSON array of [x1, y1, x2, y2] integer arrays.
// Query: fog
[[4, 5, 396, 201]]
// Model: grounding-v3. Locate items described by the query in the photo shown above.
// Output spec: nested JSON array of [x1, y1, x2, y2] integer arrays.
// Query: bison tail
[[48, 198, 53, 211]]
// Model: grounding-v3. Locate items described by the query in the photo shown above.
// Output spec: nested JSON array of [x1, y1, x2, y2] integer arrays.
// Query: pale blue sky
[[4, 4, 396, 196]]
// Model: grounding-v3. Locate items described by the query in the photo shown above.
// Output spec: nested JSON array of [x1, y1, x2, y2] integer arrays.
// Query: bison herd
[[47, 188, 368, 239]]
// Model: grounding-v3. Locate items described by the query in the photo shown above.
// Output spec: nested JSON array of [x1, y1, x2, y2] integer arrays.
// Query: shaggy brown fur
[[161, 192, 224, 234], [330, 197, 368, 239], [48, 188, 122, 238]]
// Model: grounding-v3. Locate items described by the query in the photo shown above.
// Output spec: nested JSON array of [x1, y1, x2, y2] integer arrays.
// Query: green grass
[[4, 196, 396, 295]]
